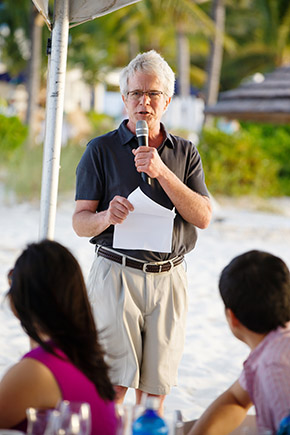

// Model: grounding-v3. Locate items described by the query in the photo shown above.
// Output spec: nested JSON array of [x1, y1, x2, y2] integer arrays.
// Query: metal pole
[[39, 0, 69, 240]]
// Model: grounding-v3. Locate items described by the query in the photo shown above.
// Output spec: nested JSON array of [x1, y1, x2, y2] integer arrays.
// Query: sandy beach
[[1, 194, 290, 423]]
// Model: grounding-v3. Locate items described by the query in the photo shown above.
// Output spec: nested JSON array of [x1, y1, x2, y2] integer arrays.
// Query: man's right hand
[[73, 196, 134, 238], [105, 196, 134, 226]]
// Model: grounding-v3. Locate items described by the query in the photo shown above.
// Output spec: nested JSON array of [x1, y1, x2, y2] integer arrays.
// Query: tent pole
[[39, 0, 69, 240]]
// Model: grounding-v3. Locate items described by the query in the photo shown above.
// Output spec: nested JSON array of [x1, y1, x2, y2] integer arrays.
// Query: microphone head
[[136, 120, 148, 137]]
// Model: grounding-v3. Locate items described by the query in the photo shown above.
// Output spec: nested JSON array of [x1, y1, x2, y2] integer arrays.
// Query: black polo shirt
[[75, 120, 209, 261]]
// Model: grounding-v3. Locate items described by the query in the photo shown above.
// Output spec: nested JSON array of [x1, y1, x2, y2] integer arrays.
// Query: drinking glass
[[116, 403, 145, 435], [0, 431, 25, 435], [26, 407, 55, 435], [240, 427, 273, 435], [56, 400, 91, 435]]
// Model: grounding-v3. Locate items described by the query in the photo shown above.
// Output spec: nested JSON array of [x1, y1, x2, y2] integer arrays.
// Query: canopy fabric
[[205, 65, 290, 123], [32, 0, 141, 29], [69, 0, 141, 25], [32, 0, 51, 28]]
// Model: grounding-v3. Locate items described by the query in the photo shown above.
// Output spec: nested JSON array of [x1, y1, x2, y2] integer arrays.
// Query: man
[[73, 50, 212, 412], [188, 250, 290, 435]]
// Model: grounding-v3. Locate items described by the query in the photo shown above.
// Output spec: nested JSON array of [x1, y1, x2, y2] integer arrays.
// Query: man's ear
[[164, 96, 171, 111], [225, 308, 240, 329]]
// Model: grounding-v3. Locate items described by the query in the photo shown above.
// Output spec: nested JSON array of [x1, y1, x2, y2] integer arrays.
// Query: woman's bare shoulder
[[0, 357, 61, 428]]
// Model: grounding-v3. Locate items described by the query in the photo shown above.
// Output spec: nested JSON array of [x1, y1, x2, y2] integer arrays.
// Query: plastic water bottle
[[277, 411, 290, 434], [132, 397, 169, 435]]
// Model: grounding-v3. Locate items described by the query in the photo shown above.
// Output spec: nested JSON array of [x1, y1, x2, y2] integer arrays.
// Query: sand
[[1, 195, 290, 423]]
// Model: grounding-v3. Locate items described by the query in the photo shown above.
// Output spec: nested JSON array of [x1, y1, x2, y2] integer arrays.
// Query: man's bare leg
[[136, 389, 166, 416], [115, 385, 128, 404]]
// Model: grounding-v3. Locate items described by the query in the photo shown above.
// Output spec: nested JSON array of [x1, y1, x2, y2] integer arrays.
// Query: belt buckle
[[142, 261, 174, 273], [142, 262, 150, 273], [142, 262, 161, 273]]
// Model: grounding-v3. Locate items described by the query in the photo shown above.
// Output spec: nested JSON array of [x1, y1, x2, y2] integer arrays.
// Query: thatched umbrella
[[204, 65, 290, 123]]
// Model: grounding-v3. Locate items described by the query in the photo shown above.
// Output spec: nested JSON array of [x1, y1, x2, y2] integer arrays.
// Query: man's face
[[122, 71, 171, 133]]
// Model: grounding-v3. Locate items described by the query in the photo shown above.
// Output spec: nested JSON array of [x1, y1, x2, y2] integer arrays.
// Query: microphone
[[136, 120, 151, 185]]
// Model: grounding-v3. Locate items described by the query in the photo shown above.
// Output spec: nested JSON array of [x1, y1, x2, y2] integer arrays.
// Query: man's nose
[[140, 93, 151, 103]]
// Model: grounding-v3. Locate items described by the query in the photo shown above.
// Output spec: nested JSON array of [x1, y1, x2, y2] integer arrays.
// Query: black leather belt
[[96, 246, 184, 273]]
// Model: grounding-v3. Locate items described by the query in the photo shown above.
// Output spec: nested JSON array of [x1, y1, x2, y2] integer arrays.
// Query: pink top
[[14, 345, 117, 434], [239, 322, 290, 432]]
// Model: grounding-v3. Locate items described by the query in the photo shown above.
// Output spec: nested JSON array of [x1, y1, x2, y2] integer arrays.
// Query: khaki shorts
[[87, 252, 188, 395]]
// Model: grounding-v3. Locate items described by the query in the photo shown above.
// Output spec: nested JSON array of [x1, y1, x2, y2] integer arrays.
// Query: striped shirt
[[239, 322, 290, 432]]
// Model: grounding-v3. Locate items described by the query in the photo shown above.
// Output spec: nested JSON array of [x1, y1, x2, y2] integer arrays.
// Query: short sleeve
[[261, 363, 290, 429], [185, 143, 209, 197], [75, 140, 104, 201]]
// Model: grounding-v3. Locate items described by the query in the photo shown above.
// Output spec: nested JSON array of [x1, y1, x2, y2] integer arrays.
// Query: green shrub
[[240, 122, 290, 195], [0, 114, 28, 163], [4, 142, 85, 201], [58, 144, 87, 193], [87, 112, 116, 137], [198, 127, 280, 197], [4, 145, 43, 201]]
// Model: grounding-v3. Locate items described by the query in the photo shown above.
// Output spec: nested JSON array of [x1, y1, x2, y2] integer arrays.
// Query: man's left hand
[[132, 146, 165, 179]]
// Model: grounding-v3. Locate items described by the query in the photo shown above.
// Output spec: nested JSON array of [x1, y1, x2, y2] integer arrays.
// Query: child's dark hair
[[8, 239, 115, 401], [219, 250, 290, 333]]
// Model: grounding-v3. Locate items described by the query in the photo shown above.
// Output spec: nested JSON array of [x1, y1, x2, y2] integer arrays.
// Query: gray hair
[[119, 50, 175, 98]]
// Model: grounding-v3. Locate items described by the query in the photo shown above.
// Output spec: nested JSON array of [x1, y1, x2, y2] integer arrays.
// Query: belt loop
[[169, 259, 174, 271], [122, 255, 126, 267], [96, 245, 101, 256]]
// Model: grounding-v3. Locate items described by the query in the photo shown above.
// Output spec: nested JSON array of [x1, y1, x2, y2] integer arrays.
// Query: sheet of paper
[[113, 187, 176, 252]]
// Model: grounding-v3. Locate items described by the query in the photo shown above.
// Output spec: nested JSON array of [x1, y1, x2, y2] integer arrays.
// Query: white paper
[[113, 187, 176, 252]]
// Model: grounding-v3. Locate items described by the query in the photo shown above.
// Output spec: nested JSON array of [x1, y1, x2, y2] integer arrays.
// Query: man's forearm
[[188, 383, 252, 435], [72, 210, 110, 237], [156, 167, 212, 229], [188, 398, 248, 435]]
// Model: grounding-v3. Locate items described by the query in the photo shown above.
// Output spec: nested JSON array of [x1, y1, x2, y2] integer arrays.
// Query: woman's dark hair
[[8, 240, 115, 401], [219, 250, 290, 333]]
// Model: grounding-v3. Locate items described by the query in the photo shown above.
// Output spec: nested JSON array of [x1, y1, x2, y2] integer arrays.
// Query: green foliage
[[3, 143, 85, 201], [0, 114, 28, 162], [198, 127, 280, 197], [2, 118, 290, 201], [87, 112, 116, 137], [240, 122, 290, 195], [1, 111, 116, 201], [58, 144, 87, 194], [4, 145, 43, 201]]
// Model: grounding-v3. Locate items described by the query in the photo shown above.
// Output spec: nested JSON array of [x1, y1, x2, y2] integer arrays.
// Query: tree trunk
[[177, 26, 190, 97], [25, 5, 44, 147], [204, 0, 225, 126]]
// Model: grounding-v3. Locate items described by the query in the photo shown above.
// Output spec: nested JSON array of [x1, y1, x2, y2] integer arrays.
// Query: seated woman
[[0, 240, 117, 434]]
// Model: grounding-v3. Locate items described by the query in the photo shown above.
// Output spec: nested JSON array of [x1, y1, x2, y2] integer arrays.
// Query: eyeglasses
[[126, 90, 165, 101]]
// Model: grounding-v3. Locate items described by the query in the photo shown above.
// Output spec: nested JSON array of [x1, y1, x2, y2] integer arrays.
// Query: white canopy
[[32, 0, 140, 29]]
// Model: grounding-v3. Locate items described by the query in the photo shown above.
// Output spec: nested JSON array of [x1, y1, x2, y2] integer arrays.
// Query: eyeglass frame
[[126, 90, 166, 101]]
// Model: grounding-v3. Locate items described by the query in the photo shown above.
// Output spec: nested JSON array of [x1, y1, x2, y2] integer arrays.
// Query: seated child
[[0, 240, 117, 434], [189, 250, 290, 435]]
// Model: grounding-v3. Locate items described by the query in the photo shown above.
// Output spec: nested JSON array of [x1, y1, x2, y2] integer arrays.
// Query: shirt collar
[[244, 322, 290, 368], [118, 119, 135, 145], [118, 119, 174, 149]]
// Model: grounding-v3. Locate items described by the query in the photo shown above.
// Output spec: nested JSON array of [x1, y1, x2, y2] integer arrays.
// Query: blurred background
[[0, 0, 290, 203]]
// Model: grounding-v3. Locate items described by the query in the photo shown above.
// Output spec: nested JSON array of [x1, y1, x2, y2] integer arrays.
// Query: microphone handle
[[138, 135, 151, 185], [141, 172, 150, 184]]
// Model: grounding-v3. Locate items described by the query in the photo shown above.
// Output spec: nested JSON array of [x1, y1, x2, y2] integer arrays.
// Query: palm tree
[[204, 0, 225, 125], [68, 0, 215, 97], [0, 0, 48, 145], [25, 4, 45, 146], [220, 0, 290, 91]]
